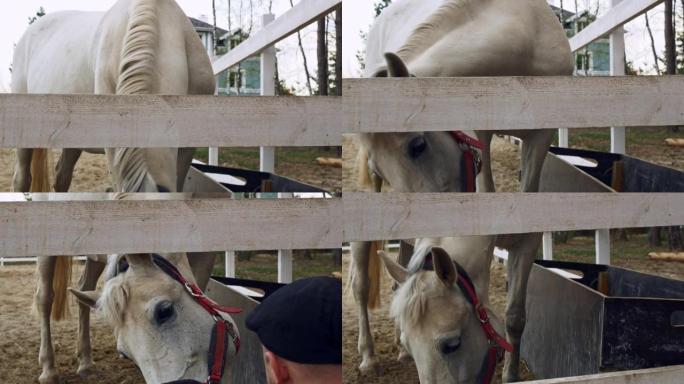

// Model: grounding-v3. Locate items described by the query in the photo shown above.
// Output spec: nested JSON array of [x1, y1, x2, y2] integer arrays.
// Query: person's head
[[246, 277, 342, 384]]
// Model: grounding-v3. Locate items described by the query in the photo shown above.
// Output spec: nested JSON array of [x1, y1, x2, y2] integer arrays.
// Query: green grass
[[211, 252, 341, 282], [194, 147, 340, 170], [549, 231, 674, 264]]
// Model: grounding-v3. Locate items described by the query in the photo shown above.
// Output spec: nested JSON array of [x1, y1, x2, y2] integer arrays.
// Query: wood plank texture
[[0, 94, 342, 148], [0, 197, 341, 256], [212, 0, 341, 74], [344, 76, 684, 132], [525, 365, 684, 384], [342, 193, 684, 242]]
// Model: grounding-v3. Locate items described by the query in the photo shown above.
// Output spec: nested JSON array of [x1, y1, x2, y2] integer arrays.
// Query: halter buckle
[[184, 282, 202, 297]]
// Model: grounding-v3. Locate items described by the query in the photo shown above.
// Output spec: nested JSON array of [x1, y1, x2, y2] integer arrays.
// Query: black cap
[[246, 277, 342, 365]]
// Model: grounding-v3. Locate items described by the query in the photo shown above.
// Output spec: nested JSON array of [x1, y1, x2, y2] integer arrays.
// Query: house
[[189, 17, 261, 96], [550, 5, 610, 76]]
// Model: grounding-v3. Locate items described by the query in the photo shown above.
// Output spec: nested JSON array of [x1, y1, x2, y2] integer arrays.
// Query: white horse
[[10, 0, 217, 382], [350, 0, 573, 382], [70, 253, 240, 384]]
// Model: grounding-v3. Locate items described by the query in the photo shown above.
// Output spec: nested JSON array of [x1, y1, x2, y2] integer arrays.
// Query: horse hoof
[[38, 369, 60, 384], [397, 350, 413, 364], [359, 358, 382, 375], [77, 364, 99, 379]]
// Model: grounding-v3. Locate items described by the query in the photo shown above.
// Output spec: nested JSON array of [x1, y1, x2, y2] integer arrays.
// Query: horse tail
[[357, 147, 372, 189], [51, 257, 74, 321], [117, 0, 159, 95], [29, 149, 51, 193], [28, 150, 73, 321]]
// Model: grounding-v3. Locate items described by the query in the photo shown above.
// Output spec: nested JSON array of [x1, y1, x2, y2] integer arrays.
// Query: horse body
[[11, 1, 218, 383], [351, 0, 573, 382]]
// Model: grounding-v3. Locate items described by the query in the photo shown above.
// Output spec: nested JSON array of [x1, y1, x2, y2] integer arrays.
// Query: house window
[[576, 53, 592, 72], [577, 20, 587, 32]]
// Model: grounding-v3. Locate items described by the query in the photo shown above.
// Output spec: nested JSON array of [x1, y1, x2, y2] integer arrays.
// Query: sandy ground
[[0, 263, 144, 384]]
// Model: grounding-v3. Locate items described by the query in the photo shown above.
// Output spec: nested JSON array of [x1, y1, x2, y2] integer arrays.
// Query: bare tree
[[666, 0, 677, 75], [317, 17, 329, 95], [289, 0, 313, 94], [335, 5, 342, 96], [645, 12, 662, 75], [212, 0, 219, 57]]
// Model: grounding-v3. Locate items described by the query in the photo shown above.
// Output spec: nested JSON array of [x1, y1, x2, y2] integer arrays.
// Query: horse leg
[[13, 148, 33, 192], [76, 257, 105, 377], [177, 147, 195, 192], [36, 256, 59, 384], [502, 130, 553, 382], [351, 241, 380, 374], [54, 149, 82, 192], [501, 233, 541, 383]]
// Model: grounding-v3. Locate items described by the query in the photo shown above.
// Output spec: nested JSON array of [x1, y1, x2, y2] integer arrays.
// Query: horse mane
[[389, 241, 439, 327], [116, 0, 159, 95], [99, 276, 129, 327], [110, 148, 157, 192], [396, 0, 479, 62]]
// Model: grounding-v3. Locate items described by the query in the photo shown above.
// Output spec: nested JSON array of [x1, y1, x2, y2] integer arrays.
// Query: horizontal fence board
[[0, 197, 341, 256], [212, 0, 341, 74], [0, 94, 342, 148], [343, 193, 684, 241], [344, 76, 684, 132], [525, 364, 684, 384], [569, 0, 662, 52]]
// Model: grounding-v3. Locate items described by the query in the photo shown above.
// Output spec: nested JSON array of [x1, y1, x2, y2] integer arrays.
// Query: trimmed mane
[[396, 0, 479, 62], [117, 0, 159, 95], [110, 148, 157, 192]]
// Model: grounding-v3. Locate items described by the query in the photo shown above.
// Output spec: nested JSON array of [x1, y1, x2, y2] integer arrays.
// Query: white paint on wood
[[542, 232, 554, 260], [610, 0, 627, 155], [212, 0, 341, 74], [342, 193, 684, 242], [209, 147, 219, 166], [0, 94, 342, 148], [225, 251, 236, 278], [595, 229, 611, 265], [344, 76, 684, 133], [525, 364, 684, 384], [260, 13, 277, 174], [558, 128, 569, 148], [0, 196, 342, 257], [278, 250, 293, 283], [569, 0, 663, 52]]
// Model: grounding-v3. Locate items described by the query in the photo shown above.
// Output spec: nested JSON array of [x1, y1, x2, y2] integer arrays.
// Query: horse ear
[[431, 247, 456, 286], [69, 289, 100, 309], [384, 52, 410, 78], [378, 250, 408, 284]]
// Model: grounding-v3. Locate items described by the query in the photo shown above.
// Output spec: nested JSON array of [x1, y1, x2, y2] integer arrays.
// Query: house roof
[[189, 17, 228, 36]]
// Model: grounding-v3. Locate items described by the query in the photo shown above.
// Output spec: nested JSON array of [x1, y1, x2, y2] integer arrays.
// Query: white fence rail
[[212, 0, 341, 75]]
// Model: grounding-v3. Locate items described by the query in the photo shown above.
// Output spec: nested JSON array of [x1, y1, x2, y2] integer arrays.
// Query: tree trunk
[[649, 227, 662, 247], [317, 17, 329, 96], [212, 0, 219, 57], [668, 226, 684, 251], [666, 0, 677, 75], [289, 0, 313, 95], [335, 5, 342, 96], [645, 13, 662, 75]]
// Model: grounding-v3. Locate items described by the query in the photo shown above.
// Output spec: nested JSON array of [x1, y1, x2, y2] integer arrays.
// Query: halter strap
[[422, 254, 512, 384], [450, 131, 483, 192], [151, 255, 241, 384]]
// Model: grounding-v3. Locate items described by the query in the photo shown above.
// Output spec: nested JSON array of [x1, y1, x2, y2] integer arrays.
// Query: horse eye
[[154, 301, 176, 325], [439, 337, 461, 355], [407, 136, 427, 159]]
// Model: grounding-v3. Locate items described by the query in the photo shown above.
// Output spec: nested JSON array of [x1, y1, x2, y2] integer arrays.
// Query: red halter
[[151, 255, 242, 384], [450, 131, 484, 193], [422, 254, 512, 384]]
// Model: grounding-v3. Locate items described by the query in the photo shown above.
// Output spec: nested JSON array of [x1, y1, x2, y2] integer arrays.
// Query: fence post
[[224, 251, 236, 278], [609, 0, 626, 155], [260, 13, 276, 173], [278, 192, 294, 283], [595, 229, 611, 265], [542, 232, 554, 260]]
